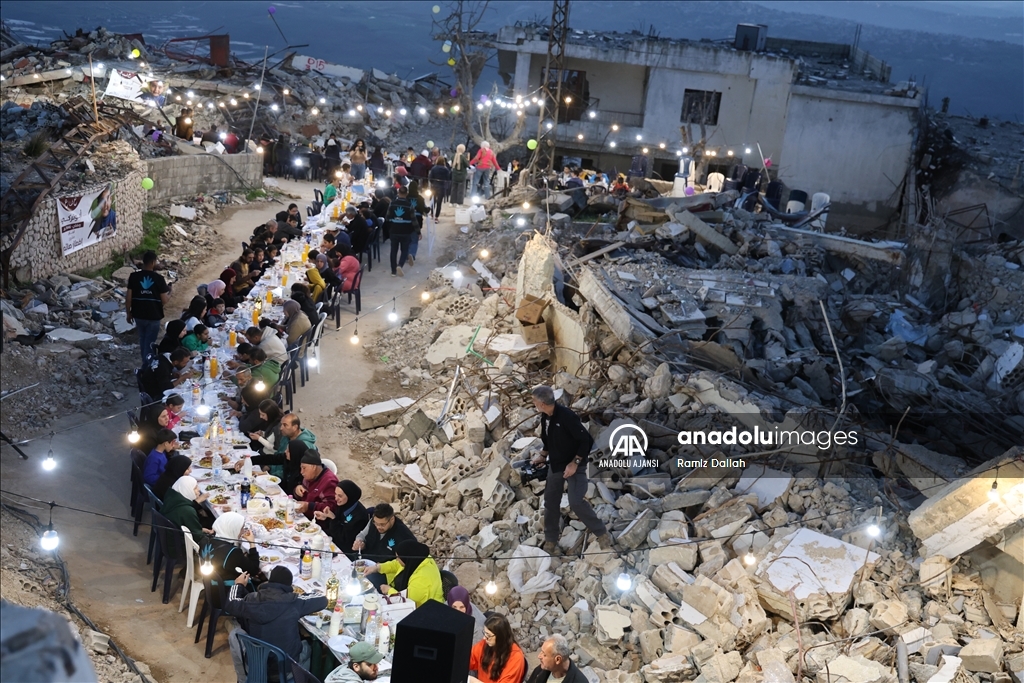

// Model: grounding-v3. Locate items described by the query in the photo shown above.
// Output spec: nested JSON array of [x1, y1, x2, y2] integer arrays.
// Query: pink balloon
[[684, 186, 695, 196]]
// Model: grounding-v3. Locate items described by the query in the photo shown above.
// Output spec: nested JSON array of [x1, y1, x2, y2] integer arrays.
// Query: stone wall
[[3, 169, 146, 282], [144, 152, 263, 207]]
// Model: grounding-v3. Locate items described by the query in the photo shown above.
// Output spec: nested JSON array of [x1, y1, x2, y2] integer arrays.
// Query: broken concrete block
[[651, 562, 695, 603], [474, 524, 501, 557], [919, 556, 952, 597], [616, 508, 656, 549], [649, 541, 698, 571], [907, 448, 1024, 559], [664, 624, 702, 655], [869, 600, 908, 633], [373, 481, 398, 503], [959, 638, 1004, 673], [675, 210, 738, 255], [356, 397, 414, 430], [693, 498, 754, 539], [815, 655, 894, 683], [644, 362, 673, 399], [733, 465, 793, 510], [842, 608, 871, 637], [757, 649, 796, 683], [83, 629, 110, 654], [595, 604, 632, 645], [755, 528, 880, 622], [927, 656, 963, 683], [640, 655, 696, 683], [169, 204, 197, 220], [639, 629, 664, 664], [699, 650, 743, 683]]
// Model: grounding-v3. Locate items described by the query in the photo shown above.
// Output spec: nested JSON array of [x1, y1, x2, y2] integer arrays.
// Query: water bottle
[[240, 477, 250, 507], [212, 452, 223, 483], [311, 552, 322, 582], [364, 608, 378, 645], [285, 496, 294, 524], [241, 456, 253, 480]]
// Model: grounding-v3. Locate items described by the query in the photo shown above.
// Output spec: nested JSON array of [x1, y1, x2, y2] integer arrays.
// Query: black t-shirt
[[127, 269, 169, 320]]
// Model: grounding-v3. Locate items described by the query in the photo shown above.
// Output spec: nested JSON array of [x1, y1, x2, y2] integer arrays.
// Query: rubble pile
[[344, 168, 1023, 681], [0, 507, 155, 683]]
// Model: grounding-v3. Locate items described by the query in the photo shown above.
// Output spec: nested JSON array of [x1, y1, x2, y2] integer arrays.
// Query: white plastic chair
[[706, 172, 725, 193], [179, 527, 205, 628], [310, 312, 328, 375], [323, 458, 337, 475]]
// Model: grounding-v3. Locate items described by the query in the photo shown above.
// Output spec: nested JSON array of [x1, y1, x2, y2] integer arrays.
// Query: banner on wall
[[104, 70, 166, 106], [58, 183, 118, 256]]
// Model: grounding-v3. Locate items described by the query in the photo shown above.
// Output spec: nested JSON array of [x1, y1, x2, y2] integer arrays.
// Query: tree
[[432, 1, 527, 153]]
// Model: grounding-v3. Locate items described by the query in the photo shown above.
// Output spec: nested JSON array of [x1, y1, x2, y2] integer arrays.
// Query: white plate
[[327, 635, 356, 654], [255, 474, 281, 487], [95, 334, 113, 342]]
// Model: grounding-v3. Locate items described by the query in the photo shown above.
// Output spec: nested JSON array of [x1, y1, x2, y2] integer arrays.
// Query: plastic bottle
[[242, 456, 253, 480], [191, 380, 201, 407], [311, 552, 322, 582], [328, 599, 343, 637], [285, 496, 294, 524], [229, 328, 237, 347], [363, 607, 379, 645], [208, 355, 218, 379], [240, 477, 250, 508], [300, 545, 313, 580], [377, 621, 390, 656], [212, 452, 223, 483], [326, 573, 339, 604]]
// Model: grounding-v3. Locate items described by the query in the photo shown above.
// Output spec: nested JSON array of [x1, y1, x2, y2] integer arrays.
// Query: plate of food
[[198, 456, 214, 469], [293, 585, 306, 595], [204, 484, 225, 492], [254, 517, 286, 531], [210, 493, 230, 505], [259, 554, 282, 563], [294, 521, 321, 536], [255, 474, 280, 487]]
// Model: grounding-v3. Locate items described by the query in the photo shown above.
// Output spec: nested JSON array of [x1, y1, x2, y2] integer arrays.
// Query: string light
[[230, 98, 237, 105], [399, 107, 407, 116], [988, 481, 1000, 501], [522, 201, 530, 209], [745, 147, 752, 154], [311, 107, 319, 115], [42, 434, 56, 471], [611, 124, 619, 131], [452, 269, 463, 280], [307, 356, 318, 368], [271, 104, 279, 111], [610, 141, 616, 148], [642, 147, 649, 154], [348, 109, 357, 116], [388, 298, 399, 323], [659, 142, 666, 149], [421, 291, 431, 301], [200, 561, 214, 576], [635, 134, 643, 141], [615, 572, 632, 591], [350, 318, 360, 345], [564, 96, 572, 104], [187, 91, 195, 97], [345, 567, 361, 596], [743, 551, 756, 566], [682, 146, 689, 153], [516, 218, 526, 227], [727, 149, 734, 156], [40, 502, 59, 551], [254, 379, 267, 392], [319, 97, 327, 104], [438, 107, 445, 114], [418, 107, 427, 115], [385, 109, 392, 117], [196, 397, 211, 416], [867, 523, 881, 538], [576, 133, 584, 140], [485, 579, 498, 595], [128, 429, 140, 444], [588, 110, 596, 119], [356, 104, 363, 111], [282, 88, 290, 95], [479, 249, 490, 259], [243, 93, 250, 99]]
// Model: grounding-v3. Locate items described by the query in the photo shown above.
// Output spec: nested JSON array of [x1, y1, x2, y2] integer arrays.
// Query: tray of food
[[253, 517, 286, 531], [294, 521, 321, 536], [209, 493, 231, 505]]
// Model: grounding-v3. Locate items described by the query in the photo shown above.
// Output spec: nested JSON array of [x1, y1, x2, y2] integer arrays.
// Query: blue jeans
[[409, 230, 420, 258], [351, 163, 366, 180], [136, 318, 161, 364], [474, 169, 494, 199]]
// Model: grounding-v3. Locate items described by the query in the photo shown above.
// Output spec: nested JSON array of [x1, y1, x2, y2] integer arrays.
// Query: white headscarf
[[171, 475, 199, 501], [213, 511, 245, 542]]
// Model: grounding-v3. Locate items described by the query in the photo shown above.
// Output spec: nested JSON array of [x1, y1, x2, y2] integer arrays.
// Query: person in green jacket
[[323, 177, 341, 205], [181, 324, 211, 352], [161, 475, 212, 558], [365, 540, 443, 608]]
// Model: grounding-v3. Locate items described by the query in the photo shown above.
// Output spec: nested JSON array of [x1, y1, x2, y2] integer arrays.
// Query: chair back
[[144, 483, 163, 511], [290, 660, 323, 683], [440, 569, 460, 600], [313, 188, 324, 204], [152, 509, 183, 561], [200, 565, 232, 610], [182, 526, 201, 586], [322, 458, 337, 475], [350, 267, 363, 294], [131, 448, 147, 477], [311, 313, 328, 349], [234, 632, 290, 683]]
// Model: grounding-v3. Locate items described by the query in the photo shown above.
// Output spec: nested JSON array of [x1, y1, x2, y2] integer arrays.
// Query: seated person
[[239, 414, 315, 490], [244, 325, 288, 366], [252, 219, 287, 247], [181, 324, 211, 352], [611, 174, 630, 197], [314, 480, 369, 555], [293, 450, 338, 518], [274, 203, 304, 229], [350, 503, 417, 566], [142, 428, 179, 487], [244, 399, 284, 454], [448, 586, 486, 642], [345, 206, 370, 254], [204, 299, 228, 328], [330, 226, 352, 251], [138, 347, 191, 398], [260, 244, 279, 272], [277, 214, 303, 239], [229, 250, 262, 296], [324, 642, 384, 683], [226, 567, 326, 682], [234, 347, 279, 413], [319, 231, 337, 254], [323, 177, 341, 204], [161, 475, 212, 550], [202, 512, 260, 587], [290, 283, 319, 327], [139, 394, 185, 452], [470, 614, 527, 683], [315, 253, 342, 290], [335, 246, 361, 293], [304, 252, 327, 301], [181, 296, 207, 332], [363, 540, 443, 608]]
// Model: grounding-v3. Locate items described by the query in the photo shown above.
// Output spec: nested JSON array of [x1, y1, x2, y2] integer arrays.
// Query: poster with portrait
[[104, 69, 166, 106], [58, 183, 117, 256]]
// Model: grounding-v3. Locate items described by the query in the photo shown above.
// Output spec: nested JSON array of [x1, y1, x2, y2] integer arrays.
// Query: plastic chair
[[322, 459, 337, 475], [235, 632, 290, 683], [277, 356, 296, 412], [150, 510, 183, 604], [359, 225, 381, 269], [180, 527, 206, 628], [290, 660, 323, 683], [309, 313, 327, 376], [344, 267, 363, 315], [130, 449, 148, 534], [194, 572, 231, 658], [313, 188, 324, 204], [440, 569, 460, 601], [144, 484, 163, 565]]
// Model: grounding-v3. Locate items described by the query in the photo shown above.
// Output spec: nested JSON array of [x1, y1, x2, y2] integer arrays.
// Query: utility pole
[[528, 0, 571, 178]]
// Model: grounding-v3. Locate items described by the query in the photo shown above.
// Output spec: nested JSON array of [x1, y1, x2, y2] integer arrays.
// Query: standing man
[[385, 186, 416, 277], [125, 251, 170, 364], [531, 385, 613, 553], [526, 635, 588, 683]]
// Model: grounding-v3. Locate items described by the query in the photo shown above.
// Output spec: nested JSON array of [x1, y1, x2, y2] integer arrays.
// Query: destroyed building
[[485, 23, 922, 232]]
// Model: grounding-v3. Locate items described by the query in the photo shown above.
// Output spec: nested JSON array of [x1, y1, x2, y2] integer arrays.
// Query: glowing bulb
[[376, 179, 386, 188], [485, 580, 498, 595], [452, 269, 463, 279], [545, 122, 553, 130], [319, 97, 326, 104], [243, 93, 249, 99], [564, 96, 572, 104], [175, 95, 181, 101], [988, 481, 1000, 501], [345, 569, 361, 596], [743, 552, 756, 566], [867, 524, 881, 538], [471, 195, 481, 204], [254, 380, 267, 392], [256, 147, 264, 154], [577, 133, 584, 140], [388, 310, 398, 322], [522, 201, 530, 209], [438, 107, 445, 114], [42, 450, 56, 471], [531, 97, 538, 104], [311, 107, 319, 115], [357, 105, 363, 111], [307, 357, 318, 368], [186, 100, 193, 106], [219, 102, 226, 108], [682, 146, 689, 153], [271, 104, 279, 111], [294, 158, 303, 167], [283, 88, 290, 95], [219, 131, 227, 140], [610, 141, 616, 148], [727, 150, 734, 156], [611, 124, 619, 131], [350, 332, 359, 345], [615, 573, 632, 591], [128, 430, 140, 444], [745, 147, 752, 154], [348, 109, 357, 116], [40, 529, 60, 551], [479, 249, 490, 259], [184, 117, 192, 125], [200, 561, 213, 576], [516, 218, 526, 227], [642, 147, 649, 154], [399, 108, 407, 115], [423, 188, 432, 198], [253, 84, 260, 90], [385, 109, 392, 117], [659, 142, 666, 149], [196, 402, 211, 417], [676, 150, 683, 156], [421, 291, 431, 301], [187, 91, 195, 97], [206, 102, 214, 109], [636, 134, 643, 141], [378, 106, 385, 113], [588, 110, 596, 119], [230, 98, 237, 105], [418, 107, 427, 115], [477, 103, 484, 110]]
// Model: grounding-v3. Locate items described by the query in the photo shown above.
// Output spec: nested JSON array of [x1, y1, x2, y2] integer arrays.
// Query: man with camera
[[530, 386, 614, 554]]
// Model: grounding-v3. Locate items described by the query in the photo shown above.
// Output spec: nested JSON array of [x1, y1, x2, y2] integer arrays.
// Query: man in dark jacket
[[531, 385, 613, 553], [385, 186, 416, 277], [227, 566, 326, 683], [343, 205, 371, 255], [138, 347, 191, 399], [350, 503, 417, 567], [526, 635, 589, 683]]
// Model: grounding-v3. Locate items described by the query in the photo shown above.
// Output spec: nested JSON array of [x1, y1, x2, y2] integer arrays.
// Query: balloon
[[268, 6, 276, 14], [131, 48, 140, 58], [447, 58, 456, 66], [527, 139, 538, 150], [480, 94, 488, 103], [141, 177, 154, 190], [426, 141, 434, 149], [684, 186, 695, 196], [442, 41, 452, 53], [450, 88, 458, 97], [450, 106, 458, 114], [432, 5, 441, 12]]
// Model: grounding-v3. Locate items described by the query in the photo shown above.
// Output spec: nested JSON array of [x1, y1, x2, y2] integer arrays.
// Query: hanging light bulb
[[399, 107, 407, 116], [283, 88, 290, 95], [545, 121, 553, 130], [987, 481, 1000, 501], [200, 561, 214, 576], [522, 201, 530, 209], [616, 572, 632, 591], [727, 150, 734, 156], [471, 195, 481, 204], [187, 90, 195, 97], [682, 146, 689, 153], [320, 97, 327, 104], [271, 104, 279, 111], [588, 110, 597, 119], [867, 524, 881, 538], [516, 218, 526, 227], [219, 101, 226, 108], [743, 551, 756, 566], [642, 147, 649, 154], [452, 269, 463, 280], [611, 124, 619, 131], [479, 249, 490, 259], [42, 450, 56, 471], [477, 103, 484, 111], [348, 108, 357, 116], [636, 134, 643, 141], [356, 104, 363, 111], [745, 147, 752, 154], [610, 141, 617, 148], [307, 356, 318, 368], [350, 318, 360, 345], [485, 580, 498, 595], [421, 291, 431, 301], [243, 93, 250, 99], [196, 398, 211, 416], [254, 379, 267, 392], [345, 567, 361, 596], [385, 109, 392, 117], [184, 117, 192, 125], [230, 98, 237, 105], [438, 106, 445, 114], [676, 150, 683, 156], [128, 429, 141, 444], [311, 107, 319, 115], [418, 106, 427, 115], [577, 133, 584, 140], [40, 528, 60, 551], [388, 298, 398, 322], [659, 142, 666, 149]]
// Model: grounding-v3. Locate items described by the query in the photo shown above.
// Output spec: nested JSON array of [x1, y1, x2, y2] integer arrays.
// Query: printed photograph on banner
[[58, 182, 117, 256], [104, 70, 165, 106]]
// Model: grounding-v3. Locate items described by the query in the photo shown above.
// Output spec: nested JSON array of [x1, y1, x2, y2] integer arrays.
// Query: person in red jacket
[[293, 450, 339, 518], [469, 140, 499, 199]]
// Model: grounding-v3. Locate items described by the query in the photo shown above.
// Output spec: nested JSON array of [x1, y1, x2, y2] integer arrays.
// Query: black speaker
[[391, 600, 475, 683]]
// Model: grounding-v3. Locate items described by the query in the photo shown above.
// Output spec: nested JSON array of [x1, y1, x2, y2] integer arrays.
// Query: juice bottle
[[302, 242, 310, 261], [251, 307, 259, 326], [208, 356, 218, 379], [281, 272, 288, 286], [229, 329, 237, 347], [266, 289, 273, 305]]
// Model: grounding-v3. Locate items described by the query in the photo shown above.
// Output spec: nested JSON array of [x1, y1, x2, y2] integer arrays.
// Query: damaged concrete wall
[[144, 153, 263, 207], [780, 88, 920, 231], [526, 55, 648, 118]]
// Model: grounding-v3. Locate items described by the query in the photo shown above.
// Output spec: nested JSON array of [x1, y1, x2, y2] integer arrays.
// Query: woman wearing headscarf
[[315, 252, 342, 291], [314, 480, 368, 555], [366, 540, 443, 608], [469, 614, 527, 683], [161, 475, 212, 552], [282, 300, 312, 347], [218, 269, 240, 309], [447, 586, 486, 642], [290, 283, 319, 327], [247, 433, 307, 494], [152, 453, 193, 499], [139, 394, 185, 452], [336, 245, 360, 294], [451, 143, 470, 205], [157, 319, 188, 356], [205, 279, 235, 314], [181, 296, 207, 331], [204, 511, 260, 586], [305, 255, 327, 301], [245, 399, 284, 455]]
